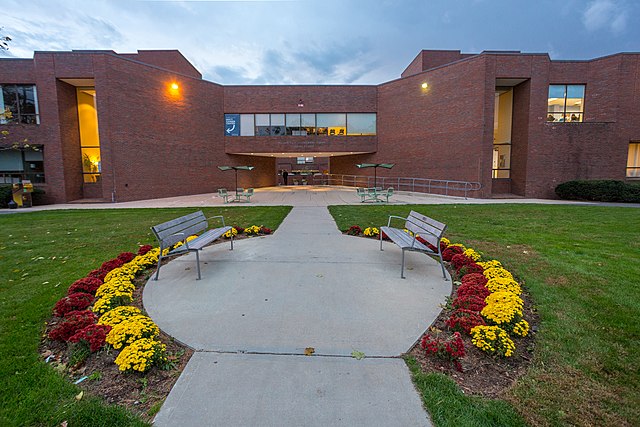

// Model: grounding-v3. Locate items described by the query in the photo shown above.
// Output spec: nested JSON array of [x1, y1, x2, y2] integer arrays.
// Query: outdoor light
[[171, 83, 179, 90], [421, 82, 428, 89], [297, 99, 304, 107]]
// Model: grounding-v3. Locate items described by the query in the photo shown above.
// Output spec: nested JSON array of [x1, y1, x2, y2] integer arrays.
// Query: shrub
[[68, 324, 111, 352], [555, 180, 640, 203], [421, 332, 465, 371], [483, 267, 514, 281], [87, 268, 109, 282], [105, 314, 159, 349], [470, 325, 515, 357], [98, 306, 143, 327], [260, 226, 272, 235], [223, 227, 238, 238], [486, 277, 522, 295], [244, 225, 262, 235], [446, 309, 486, 334], [67, 277, 103, 295], [92, 292, 133, 315], [481, 291, 524, 325], [457, 262, 484, 277], [114, 338, 167, 373], [452, 294, 487, 312], [442, 245, 464, 262], [346, 225, 362, 236], [233, 225, 245, 234], [100, 258, 125, 272], [450, 254, 475, 270], [137, 245, 153, 256], [461, 273, 488, 287], [117, 252, 136, 263], [53, 292, 94, 317], [456, 281, 490, 300], [49, 310, 98, 341]]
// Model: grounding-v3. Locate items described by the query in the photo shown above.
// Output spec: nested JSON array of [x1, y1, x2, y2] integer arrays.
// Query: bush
[[555, 180, 640, 203], [49, 310, 98, 341], [53, 292, 94, 317], [67, 277, 103, 295], [0, 185, 46, 207]]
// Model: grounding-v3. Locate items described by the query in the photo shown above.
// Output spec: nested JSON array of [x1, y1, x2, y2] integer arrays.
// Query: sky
[[1, 0, 639, 85]]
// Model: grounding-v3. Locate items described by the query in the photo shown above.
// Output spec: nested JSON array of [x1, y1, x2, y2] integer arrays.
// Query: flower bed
[[343, 223, 536, 394]]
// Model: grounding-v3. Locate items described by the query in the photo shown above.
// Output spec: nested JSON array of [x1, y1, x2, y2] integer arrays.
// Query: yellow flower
[[470, 325, 515, 357], [114, 338, 167, 372], [363, 227, 379, 237], [105, 314, 159, 349], [477, 259, 502, 270], [483, 267, 513, 281], [486, 277, 522, 295]]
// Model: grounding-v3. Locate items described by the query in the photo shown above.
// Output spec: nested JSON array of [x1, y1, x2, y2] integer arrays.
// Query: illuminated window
[[628, 142, 640, 178], [0, 84, 39, 124], [547, 85, 585, 122], [227, 113, 375, 137], [317, 113, 346, 136], [77, 88, 101, 183]]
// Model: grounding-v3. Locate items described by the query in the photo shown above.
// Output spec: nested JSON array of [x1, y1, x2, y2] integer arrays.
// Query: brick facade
[[1, 49, 638, 203]]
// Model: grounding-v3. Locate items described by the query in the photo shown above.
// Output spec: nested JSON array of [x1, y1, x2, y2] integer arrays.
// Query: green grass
[[0, 206, 291, 426], [329, 204, 640, 427]]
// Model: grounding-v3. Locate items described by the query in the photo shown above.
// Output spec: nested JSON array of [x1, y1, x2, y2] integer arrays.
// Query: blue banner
[[224, 114, 240, 136]]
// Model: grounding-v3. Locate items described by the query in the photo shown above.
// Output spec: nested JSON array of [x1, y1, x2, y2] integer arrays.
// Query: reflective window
[[347, 113, 376, 135], [628, 142, 640, 178], [0, 146, 45, 183], [0, 84, 39, 124], [301, 114, 316, 135], [240, 114, 254, 136], [317, 113, 346, 136], [547, 84, 585, 122]]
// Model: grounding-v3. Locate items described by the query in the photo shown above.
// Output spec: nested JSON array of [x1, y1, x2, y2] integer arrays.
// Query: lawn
[[329, 204, 640, 427], [0, 206, 291, 426]]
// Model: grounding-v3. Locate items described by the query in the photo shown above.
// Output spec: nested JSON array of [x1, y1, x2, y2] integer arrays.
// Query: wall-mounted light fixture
[[297, 99, 304, 108], [421, 82, 429, 89]]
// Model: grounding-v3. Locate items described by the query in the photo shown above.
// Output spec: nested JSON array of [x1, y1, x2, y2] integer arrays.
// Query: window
[[0, 146, 45, 183], [77, 88, 101, 183], [347, 113, 376, 135], [547, 85, 585, 122], [226, 113, 375, 137], [628, 142, 640, 178], [317, 113, 346, 136], [493, 89, 513, 178], [0, 84, 39, 124]]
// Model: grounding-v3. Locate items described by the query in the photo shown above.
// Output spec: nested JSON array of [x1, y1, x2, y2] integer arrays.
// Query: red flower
[[117, 252, 135, 263], [452, 294, 487, 312], [461, 273, 488, 287], [450, 254, 475, 270], [48, 310, 97, 341], [420, 332, 465, 371], [347, 225, 362, 236], [67, 277, 103, 296], [456, 282, 490, 300], [456, 262, 484, 276], [446, 308, 486, 334], [137, 245, 153, 256], [442, 245, 464, 262], [53, 293, 94, 317], [100, 258, 125, 272], [68, 324, 111, 352], [233, 225, 245, 234], [88, 268, 109, 281], [260, 226, 272, 235]]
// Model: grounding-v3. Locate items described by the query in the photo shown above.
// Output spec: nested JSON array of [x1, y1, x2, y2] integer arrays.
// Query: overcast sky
[[2, 0, 638, 85]]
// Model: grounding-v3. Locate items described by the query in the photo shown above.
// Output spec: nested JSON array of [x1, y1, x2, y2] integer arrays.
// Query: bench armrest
[[207, 215, 226, 227], [386, 215, 408, 227]]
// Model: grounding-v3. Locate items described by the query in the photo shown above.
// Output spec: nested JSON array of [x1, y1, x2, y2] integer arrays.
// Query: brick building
[[0, 48, 638, 203]]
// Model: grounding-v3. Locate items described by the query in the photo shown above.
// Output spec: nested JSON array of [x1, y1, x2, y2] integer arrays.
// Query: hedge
[[555, 180, 640, 203], [0, 185, 46, 208]]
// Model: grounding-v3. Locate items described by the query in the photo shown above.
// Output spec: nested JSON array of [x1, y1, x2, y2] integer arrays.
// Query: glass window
[[270, 113, 285, 136], [296, 157, 306, 164], [0, 146, 45, 183], [76, 88, 101, 183], [240, 114, 255, 136], [547, 84, 585, 122], [628, 142, 640, 178], [0, 84, 39, 124], [301, 114, 316, 135], [347, 113, 376, 135], [317, 113, 346, 136], [255, 114, 271, 136], [286, 114, 302, 135]]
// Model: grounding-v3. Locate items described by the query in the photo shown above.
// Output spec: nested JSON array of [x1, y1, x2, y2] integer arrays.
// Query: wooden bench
[[151, 210, 233, 280], [380, 210, 448, 280]]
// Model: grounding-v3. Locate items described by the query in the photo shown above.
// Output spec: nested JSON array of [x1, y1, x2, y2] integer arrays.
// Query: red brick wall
[[119, 50, 202, 79]]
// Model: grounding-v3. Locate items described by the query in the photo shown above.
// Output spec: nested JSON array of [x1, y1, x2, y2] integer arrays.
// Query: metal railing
[[313, 174, 482, 199]]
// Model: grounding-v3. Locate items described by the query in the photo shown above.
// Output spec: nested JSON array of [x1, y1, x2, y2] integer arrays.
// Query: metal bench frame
[[151, 210, 233, 280], [357, 187, 394, 203], [380, 210, 448, 280]]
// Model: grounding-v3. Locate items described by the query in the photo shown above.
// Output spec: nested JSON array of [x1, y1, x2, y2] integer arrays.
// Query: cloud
[[583, 0, 628, 34]]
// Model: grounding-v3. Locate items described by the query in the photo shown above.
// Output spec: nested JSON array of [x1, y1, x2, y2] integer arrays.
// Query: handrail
[[312, 174, 482, 199]]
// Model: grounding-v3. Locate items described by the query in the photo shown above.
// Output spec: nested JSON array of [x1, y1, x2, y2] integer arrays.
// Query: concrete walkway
[[144, 203, 451, 426]]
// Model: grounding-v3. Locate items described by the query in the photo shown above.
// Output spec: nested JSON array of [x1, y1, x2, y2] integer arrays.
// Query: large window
[[0, 84, 39, 124], [0, 146, 45, 183], [547, 85, 585, 122], [628, 142, 640, 178], [77, 88, 101, 183], [226, 113, 375, 137]]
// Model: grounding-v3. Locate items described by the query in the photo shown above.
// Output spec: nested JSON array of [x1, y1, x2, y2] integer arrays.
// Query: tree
[[0, 27, 11, 50]]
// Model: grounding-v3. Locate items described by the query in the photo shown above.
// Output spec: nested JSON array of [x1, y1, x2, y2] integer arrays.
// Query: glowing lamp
[[421, 82, 428, 89], [170, 83, 179, 91]]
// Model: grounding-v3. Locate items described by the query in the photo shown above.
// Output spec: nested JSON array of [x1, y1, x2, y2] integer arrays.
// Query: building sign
[[224, 114, 240, 136]]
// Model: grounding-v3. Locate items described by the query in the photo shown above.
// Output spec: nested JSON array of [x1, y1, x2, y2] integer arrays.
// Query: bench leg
[[401, 249, 406, 279], [380, 234, 384, 251], [438, 252, 448, 281], [154, 255, 164, 280], [230, 234, 234, 250], [195, 250, 201, 280]]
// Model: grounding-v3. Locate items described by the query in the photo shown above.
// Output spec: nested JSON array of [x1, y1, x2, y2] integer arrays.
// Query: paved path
[[145, 205, 451, 426]]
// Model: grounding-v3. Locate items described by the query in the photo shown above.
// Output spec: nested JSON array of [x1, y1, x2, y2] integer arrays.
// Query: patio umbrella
[[218, 166, 255, 195], [356, 163, 394, 188]]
